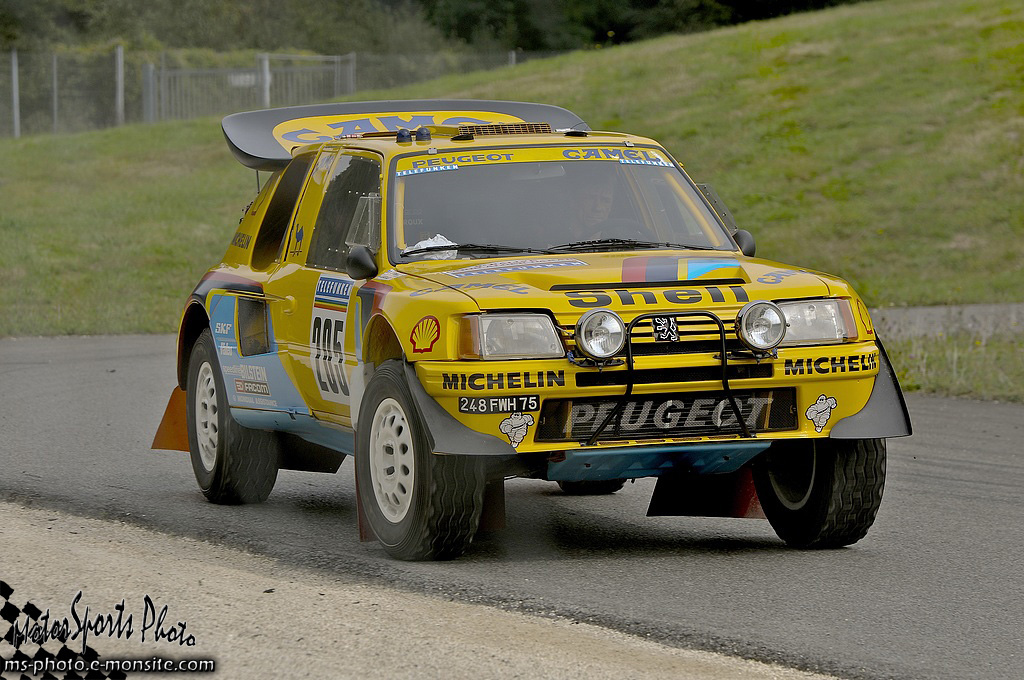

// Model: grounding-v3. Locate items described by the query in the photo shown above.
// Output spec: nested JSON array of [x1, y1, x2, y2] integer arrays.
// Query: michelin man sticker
[[499, 412, 534, 448], [806, 394, 838, 432]]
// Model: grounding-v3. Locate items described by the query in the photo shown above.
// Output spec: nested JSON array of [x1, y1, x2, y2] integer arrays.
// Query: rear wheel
[[186, 329, 279, 504], [753, 439, 885, 548], [355, 360, 486, 561], [557, 479, 627, 495]]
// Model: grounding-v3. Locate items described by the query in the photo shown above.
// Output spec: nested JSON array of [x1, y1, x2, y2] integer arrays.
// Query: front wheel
[[355, 360, 486, 561], [752, 439, 885, 548]]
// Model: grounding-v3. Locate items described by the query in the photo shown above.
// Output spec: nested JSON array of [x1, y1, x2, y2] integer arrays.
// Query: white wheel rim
[[769, 445, 817, 510], [194, 361, 219, 472], [368, 397, 415, 523]]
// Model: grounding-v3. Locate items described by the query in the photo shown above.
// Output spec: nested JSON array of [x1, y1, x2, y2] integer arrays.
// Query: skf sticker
[[411, 316, 440, 353], [784, 353, 878, 376], [499, 412, 535, 448], [806, 395, 838, 432]]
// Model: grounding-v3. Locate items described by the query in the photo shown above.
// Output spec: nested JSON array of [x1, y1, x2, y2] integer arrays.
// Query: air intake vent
[[458, 122, 553, 136]]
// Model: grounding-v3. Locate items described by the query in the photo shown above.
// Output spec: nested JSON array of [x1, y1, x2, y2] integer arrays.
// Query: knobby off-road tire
[[557, 479, 627, 495], [355, 360, 486, 561], [186, 329, 279, 504], [753, 438, 885, 549]]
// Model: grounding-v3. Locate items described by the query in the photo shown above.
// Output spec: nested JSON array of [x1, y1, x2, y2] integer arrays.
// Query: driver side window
[[306, 154, 382, 272]]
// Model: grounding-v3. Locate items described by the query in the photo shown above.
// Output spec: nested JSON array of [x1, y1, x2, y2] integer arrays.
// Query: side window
[[306, 155, 382, 272], [251, 152, 316, 270]]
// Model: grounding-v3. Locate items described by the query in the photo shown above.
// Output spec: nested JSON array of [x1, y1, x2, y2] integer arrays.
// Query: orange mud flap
[[151, 387, 189, 452], [647, 467, 766, 519]]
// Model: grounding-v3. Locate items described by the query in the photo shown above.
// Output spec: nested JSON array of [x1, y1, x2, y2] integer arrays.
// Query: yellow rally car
[[153, 100, 912, 560]]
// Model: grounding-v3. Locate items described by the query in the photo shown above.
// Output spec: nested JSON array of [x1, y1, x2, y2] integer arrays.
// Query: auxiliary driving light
[[575, 309, 626, 360], [736, 301, 787, 351]]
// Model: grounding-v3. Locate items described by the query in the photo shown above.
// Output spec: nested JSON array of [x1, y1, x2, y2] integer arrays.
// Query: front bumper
[[412, 338, 900, 457]]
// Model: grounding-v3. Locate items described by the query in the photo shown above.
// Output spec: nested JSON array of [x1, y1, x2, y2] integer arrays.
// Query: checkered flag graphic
[[0, 581, 126, 680]]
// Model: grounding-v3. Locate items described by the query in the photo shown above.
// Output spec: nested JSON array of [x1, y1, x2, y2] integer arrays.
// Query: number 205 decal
[[310, 314, 349, 401]]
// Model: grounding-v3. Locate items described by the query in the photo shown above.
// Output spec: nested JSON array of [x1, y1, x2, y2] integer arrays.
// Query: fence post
[[115, 45, 125, 125], [333, 55, 341, 98], [142, 63, 156, 123], [52, 53, 59, 134], [159, 52, 167, 121], [508, 50, 516, 67], [259, 53, 271, 108], [11, 49, 20, 138], [347, 51, 356, 94]]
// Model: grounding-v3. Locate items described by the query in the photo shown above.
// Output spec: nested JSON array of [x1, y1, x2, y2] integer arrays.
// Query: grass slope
[[1, 0, 1022, 342]]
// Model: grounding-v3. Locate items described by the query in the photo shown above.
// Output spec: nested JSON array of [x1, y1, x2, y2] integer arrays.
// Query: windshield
[[389, 145, 734, 262]]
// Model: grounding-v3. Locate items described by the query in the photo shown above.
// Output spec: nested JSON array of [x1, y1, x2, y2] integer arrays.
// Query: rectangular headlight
[[460, 314, 565, 360], [778, 299, 857, 346]]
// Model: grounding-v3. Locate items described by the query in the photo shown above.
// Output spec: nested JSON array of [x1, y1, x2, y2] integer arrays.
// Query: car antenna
[[255, 170, 261, 193]]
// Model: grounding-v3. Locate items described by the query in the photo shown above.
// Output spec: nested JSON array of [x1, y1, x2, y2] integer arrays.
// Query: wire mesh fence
[[0, 48, 565, 138]]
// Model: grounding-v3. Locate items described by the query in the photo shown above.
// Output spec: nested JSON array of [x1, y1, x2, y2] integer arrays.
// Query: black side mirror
[[733, 229, 756, 257], [346, 245, 378, 280]]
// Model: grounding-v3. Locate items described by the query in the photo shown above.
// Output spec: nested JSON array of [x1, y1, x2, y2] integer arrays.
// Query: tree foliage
[[0, 0, 869, 53], [417, 0, 869, 49], [0, 0, 453, 53]]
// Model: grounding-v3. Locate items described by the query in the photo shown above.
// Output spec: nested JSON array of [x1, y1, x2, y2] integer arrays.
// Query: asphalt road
[[1, 335, 1021, 680]]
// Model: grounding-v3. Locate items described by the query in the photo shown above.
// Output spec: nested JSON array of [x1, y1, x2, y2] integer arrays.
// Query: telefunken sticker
[[806, 394, 838, 432], [499, 412, 535, 448]]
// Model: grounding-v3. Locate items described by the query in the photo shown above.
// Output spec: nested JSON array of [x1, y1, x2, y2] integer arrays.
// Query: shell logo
[[410, 316, 440, 353]]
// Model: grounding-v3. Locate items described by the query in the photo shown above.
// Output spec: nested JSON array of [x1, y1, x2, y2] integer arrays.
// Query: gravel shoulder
[[0, 502, 835, 680]]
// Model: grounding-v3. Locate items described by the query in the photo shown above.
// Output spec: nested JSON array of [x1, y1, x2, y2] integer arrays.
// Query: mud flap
[[151, 387, 189, 452], [647, 467, 766, 519], [354, 471, 375, 543], [479, 479, 507, 532]]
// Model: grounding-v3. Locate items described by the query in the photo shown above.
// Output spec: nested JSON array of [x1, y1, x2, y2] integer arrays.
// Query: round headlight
[[736, 301, 787, 351], [575, 309, 626, 360]]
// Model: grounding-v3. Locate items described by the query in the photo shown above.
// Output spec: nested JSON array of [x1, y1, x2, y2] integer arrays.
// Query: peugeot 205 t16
[[153, 100, 912, 560]]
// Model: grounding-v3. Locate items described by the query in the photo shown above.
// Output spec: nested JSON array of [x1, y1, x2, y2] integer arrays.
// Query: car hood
[[394, 251, 834, 318]]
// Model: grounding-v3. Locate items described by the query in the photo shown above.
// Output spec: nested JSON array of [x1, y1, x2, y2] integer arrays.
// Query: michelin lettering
[[442, 370, 565, 390], [784, 353, 878, 376]]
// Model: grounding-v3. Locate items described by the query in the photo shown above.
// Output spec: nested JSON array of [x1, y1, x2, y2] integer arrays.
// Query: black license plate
[[458, 395, 540, 414]]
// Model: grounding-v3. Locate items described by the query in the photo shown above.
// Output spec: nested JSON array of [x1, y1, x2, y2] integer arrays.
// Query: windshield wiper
[[549, 238, 707, 252], [402, 242, 557, 256]]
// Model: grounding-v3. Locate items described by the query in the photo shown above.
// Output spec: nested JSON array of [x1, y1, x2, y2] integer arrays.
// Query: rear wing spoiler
[[222, 99, 590, 170]]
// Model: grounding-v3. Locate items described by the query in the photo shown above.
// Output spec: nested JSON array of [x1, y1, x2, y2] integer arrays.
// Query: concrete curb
[[870, 303, 1024, 340]]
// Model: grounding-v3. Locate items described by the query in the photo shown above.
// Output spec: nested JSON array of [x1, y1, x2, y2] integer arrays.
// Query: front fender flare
[[829, 337, 912, 439], [402, 361, 517, 457]]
